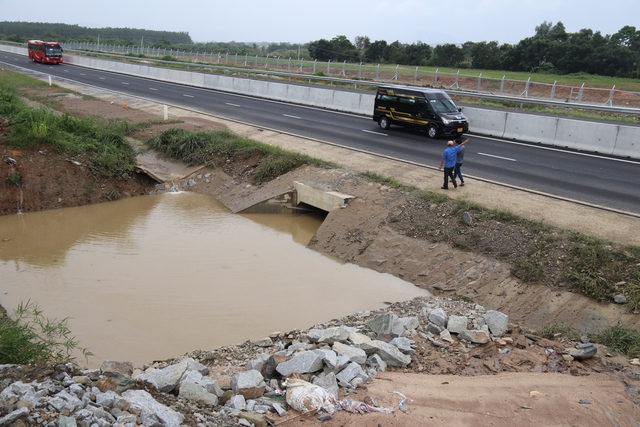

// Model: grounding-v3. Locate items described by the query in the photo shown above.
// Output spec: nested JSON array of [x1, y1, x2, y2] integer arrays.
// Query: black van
[[373, 85, 469, 138]]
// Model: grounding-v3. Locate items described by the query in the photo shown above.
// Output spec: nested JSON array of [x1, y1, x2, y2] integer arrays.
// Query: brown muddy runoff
[[0, 192, 429, 368]]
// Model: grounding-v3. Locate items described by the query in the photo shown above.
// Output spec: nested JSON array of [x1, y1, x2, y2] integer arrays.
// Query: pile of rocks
[[0, 296, 594, 427]]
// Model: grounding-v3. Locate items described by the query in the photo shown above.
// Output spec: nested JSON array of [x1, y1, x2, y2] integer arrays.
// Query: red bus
[[27, 40, 63, 64]]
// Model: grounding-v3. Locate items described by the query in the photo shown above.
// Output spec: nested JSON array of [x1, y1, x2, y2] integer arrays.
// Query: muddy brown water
[[0, 192, 429, 368]]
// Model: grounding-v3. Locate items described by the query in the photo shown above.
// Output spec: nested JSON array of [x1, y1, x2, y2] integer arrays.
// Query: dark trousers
[[443, 166, 455, 188], [454, 162, 464, 183]]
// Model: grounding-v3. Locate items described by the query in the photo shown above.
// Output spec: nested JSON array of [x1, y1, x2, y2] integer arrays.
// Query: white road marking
[[121, 82, 129, 85], [363, 129, 388, 136], [225, 103, 241, 107], [478, 152, 517, 161], [183, 94, 194, 98], [284, 114, 301, 119], [149, 88, 158, 91]]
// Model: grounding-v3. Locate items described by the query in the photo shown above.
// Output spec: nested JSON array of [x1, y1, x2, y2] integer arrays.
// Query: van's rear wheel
[[427, 124, 439, 139], [378, 116, 390, 130]]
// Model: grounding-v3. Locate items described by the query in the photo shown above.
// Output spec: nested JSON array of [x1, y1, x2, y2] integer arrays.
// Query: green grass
[[0, 79, 151, 179], [539, 322, 640, 358], [419, 190, 448, 204], [0, 300, 92, 365], [359, 171, 416, 191], [146, 128, 337, 184]]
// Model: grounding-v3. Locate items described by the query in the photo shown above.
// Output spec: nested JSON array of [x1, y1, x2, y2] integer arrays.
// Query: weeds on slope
[[146, 127, 337, 184]]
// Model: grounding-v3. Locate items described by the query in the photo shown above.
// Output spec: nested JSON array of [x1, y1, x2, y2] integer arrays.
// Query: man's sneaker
[[453, 180, 457, 188]]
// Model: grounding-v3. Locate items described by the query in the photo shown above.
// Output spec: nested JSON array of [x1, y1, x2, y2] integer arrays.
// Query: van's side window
[[378, 94, 397, 102]]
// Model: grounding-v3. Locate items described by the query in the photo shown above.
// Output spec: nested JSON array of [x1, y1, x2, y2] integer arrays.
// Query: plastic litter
[[284, 378, 337, 415], [390, 390, 408, 406], [284, 378, 393, 416]]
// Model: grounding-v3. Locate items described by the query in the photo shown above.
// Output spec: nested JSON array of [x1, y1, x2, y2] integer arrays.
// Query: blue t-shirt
[[456, 145, 466, 164], [442, 146, 460, 168]]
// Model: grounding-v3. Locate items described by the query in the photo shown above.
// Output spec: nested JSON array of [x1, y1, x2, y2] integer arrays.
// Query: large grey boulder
[[230, 370, 266, 400], [332, 342, 367, 365], [178, 381, 218, 406], [366, 313, 396, 336], [122, 389, 184, 427], [483, 310, 509, 337], [372, 340, 412, 367], [446, 315, 468, 334], [458, 330, 490, 344], [275, 351, 324, 377]]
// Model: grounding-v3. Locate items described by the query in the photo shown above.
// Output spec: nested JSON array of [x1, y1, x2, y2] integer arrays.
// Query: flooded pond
[[0, 193, 429, 368]]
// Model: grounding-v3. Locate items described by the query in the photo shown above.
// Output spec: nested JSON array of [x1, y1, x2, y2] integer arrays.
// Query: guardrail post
[[454, 70, 459, 89], [265, 55, 269, 68], [277, 56, 280, 70], [255, 55, 258, 67], [500, 75, 505, 93], [288, 57, 291, 72], [244, 54, 248, 66], [313, 59, 316, 74], [606, 85, 615, 106], [234, 53, 238, 66], [551, 81, 557, 99], [359, 62, 362, 79], [435, 68, 438, 85], [578, 83, 585, 103], [327, 60, 331, 74], [393, 65, 398, 80], [414, 66, 418, 83], [376, 64, 380, 80], [341, 60, 346, 76], [477, 73, 482, 91]]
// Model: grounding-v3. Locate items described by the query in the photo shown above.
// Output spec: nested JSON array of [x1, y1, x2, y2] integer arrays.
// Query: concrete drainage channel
[[238, 182, 355, 215]]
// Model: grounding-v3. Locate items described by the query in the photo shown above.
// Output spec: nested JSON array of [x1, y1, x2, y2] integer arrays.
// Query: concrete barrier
[[2, 46, 637, 160], [503, 113, 558, 145], [555, 119, 616, 154], [613, 126, 640, 158], [464, 107, 507, 138]]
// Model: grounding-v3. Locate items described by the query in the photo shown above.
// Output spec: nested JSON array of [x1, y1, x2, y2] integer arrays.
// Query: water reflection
[[0, 193, 429, 368]]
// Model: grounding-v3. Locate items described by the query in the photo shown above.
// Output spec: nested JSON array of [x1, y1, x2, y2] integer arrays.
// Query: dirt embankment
[[2, 79, 640, 426]]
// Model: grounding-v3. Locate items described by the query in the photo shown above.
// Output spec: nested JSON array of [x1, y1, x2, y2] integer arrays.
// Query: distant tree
[[7, 34, 24, 43], [308, 38, 334, 61], [470, 41, 501, 70], [152, 37, 173, 49], [610, 25, 640, 78], [354, 35, 370, 51], [330, 35, 359, 62], [432, 43, 464, 67], [363, 39, 388, 63], [404, 42, 432, 66]]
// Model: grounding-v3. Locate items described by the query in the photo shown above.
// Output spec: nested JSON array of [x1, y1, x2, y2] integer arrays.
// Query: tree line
[[1, 21, 638, 79], [309, 22, 639, 79], [0, 21, 192, 45]]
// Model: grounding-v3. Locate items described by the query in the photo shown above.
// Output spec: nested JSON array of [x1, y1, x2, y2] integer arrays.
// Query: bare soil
[[2, 79, 640, 426]]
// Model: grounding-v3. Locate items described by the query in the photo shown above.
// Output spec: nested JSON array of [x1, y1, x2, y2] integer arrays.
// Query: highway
[[1, 51, 639, 215]]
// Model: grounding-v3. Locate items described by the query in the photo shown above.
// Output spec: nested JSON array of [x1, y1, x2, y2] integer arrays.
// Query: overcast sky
[[0, 0, 636, 46]]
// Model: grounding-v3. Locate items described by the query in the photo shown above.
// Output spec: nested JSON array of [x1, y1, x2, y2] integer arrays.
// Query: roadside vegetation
[[146, 128, 337, 184], [0, 76, 151, 179], [0, 300, 92, 364], [539, 322, 640, 358], [363, 175, 640, 314]]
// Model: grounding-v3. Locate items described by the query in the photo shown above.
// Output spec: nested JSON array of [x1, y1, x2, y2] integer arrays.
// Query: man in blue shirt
[[438, 138, 469, 189]]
